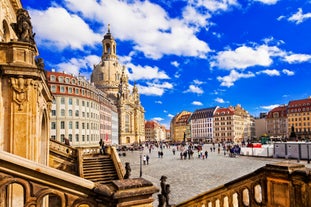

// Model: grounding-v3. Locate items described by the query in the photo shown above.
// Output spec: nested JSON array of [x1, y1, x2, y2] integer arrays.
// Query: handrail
[[176, 162, 310, 207], [109, 146, 125, 179], [0, 150, 158, 207]]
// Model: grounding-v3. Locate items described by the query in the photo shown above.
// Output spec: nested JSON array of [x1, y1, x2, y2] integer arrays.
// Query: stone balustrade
[[176, 162, 311, 207], [0, 150, 158, 207]]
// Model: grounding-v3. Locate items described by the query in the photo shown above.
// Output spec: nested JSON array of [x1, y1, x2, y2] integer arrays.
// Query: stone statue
[[35, 58, 44, 70], [159, 175, 170, 206], [11, 8, 35, 44], [124, 162, 131, 179]]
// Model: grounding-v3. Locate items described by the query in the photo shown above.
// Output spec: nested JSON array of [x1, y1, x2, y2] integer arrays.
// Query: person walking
[[143, 155, 146, 165], [146, 155, 150, 165]]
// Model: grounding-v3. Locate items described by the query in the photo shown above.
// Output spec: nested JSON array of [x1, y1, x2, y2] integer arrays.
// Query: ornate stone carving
[[35, 57, 44, 70], [10, 76, 31, 111], [11, 8, 35, 44]]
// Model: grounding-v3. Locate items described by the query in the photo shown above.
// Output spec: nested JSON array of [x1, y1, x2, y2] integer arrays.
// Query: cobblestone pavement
[[119, 144, 311, 206]]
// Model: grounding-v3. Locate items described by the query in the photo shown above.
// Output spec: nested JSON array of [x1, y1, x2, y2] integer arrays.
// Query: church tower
[[91, 26, 145, 145], [91, 24, 122, 102]]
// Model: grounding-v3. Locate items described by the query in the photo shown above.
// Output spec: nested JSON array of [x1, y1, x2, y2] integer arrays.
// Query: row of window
[[50, 75, 90, 88], [57, 97, 100, 109], [51, 110, 99, 119], [51, 121, 100, 130], [51, 134, 99, 143]]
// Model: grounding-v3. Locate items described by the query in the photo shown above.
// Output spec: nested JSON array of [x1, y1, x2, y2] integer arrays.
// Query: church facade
[[91, 26, 145, 145]]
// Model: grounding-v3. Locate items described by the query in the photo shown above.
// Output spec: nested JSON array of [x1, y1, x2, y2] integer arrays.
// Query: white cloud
[[56, 55, 100, 76], [153, 117, 164, 122], [63, 0, 211, 59], [282, 69, 295, 76], [256, 69, 280, 76], [184, 85, 204, 94], [195, 0, 239, 12], [260, 104, 280, 110], [155, 101, 163, 104], [217, 70, 255, 87], [137, 81, 173, 96], [192, 101, 203, 106], [193, 79, 204, 85], [171, 61, 180, 67], [29, 7, 101, 50], [254, 0, 279, 5], [127, 64, 170, 81], [288, 8, 311, 24], [168, 114, 174, 118], [212, 44, 284, 70], [215, 97, 225, 103], [284, 54, 311, 64]]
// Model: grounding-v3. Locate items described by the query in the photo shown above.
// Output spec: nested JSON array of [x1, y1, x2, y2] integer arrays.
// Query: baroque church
[[91, 25, 145, 145]]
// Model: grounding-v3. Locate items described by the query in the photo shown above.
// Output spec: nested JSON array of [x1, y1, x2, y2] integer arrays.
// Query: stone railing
[[49, 139, 125, 180], [49, 139, 78, 175], [0, 150, 158, 207], [176, 162, 311, 207], [110, 146, 125, 179]]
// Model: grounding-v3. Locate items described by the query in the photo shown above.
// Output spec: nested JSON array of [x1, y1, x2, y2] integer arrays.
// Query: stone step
[[82, 155, 119, 183]]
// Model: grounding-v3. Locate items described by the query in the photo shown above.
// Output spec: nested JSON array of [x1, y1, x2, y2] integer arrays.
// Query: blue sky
[[22, 0, 311, 127]]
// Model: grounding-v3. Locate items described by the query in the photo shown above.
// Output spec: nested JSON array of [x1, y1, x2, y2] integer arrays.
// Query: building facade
[[145, 120, 167, 142], [266, 105, 288, 139], [170, 111, 192, 143], [287, 97, 311, 140], [213, 105, 253, 143], [46, 71, 116, 147], [189, 107, 218, 143], [91, 27, 145, 145]]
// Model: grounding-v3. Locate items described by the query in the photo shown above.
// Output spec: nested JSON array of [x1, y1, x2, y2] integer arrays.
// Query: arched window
[[2, 20, 10, 42]]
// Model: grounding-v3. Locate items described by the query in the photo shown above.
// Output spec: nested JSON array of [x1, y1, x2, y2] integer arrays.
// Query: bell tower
[[102, 24, 117, 61]]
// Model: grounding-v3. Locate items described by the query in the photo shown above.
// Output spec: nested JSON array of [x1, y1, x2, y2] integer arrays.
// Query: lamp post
[[139, 151, 142, 177]]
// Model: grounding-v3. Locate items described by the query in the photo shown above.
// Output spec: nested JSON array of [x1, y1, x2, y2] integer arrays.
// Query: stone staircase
[[82, 155, 119, 184]]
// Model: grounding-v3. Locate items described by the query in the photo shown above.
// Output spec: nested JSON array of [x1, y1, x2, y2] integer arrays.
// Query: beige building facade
[[46, 71, 118, 147], [91, 27, 145, 145], [170, 111, 192, 143], [266, 105, 287, 139]]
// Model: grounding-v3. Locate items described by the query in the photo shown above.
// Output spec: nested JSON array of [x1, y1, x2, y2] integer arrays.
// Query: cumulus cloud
[[260, 104, 280, 110], [137, 81, 173, 96], [217, 70, 255, 87], [195, 0, 239, 12], [288, 8, 311, 24], [153, 117, 164, 122], [193, 79, 204, 85], [282, 69, 294, 76], [183, 85, 204, 94], [211, 44, 284, 70], [29, 7, 102, 50], [192, 101, 203, 106], [284, 54, 311, 64], [56, 55, 101, 76], [171, 61, 180, 67], [254, 0, 279, 5], [215, 97, 225, 103], [126, 64, 170, 81], [168, 114, 174, 118], [62, 0, 211, 59], [256, 69, 280, 76]]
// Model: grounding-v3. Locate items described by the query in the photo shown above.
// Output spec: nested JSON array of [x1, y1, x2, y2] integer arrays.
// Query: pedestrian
[[99, 138, 105, 155], [172, 148, 176, 155], [180, 151, 183, 160], [205, 150, 208, 158], [143, 155, 146, 165], [146, 155, 150, 165]]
